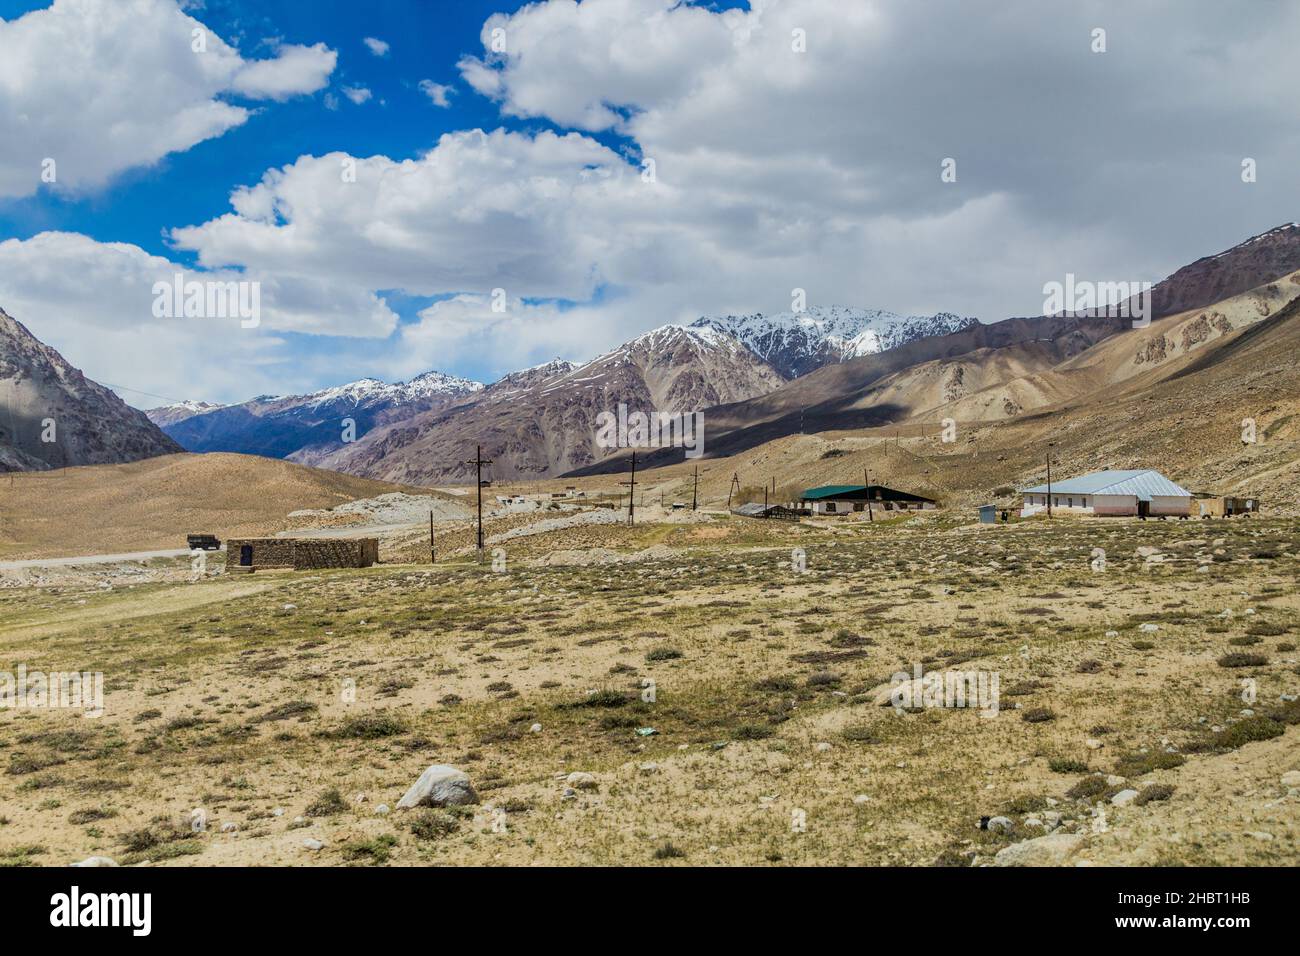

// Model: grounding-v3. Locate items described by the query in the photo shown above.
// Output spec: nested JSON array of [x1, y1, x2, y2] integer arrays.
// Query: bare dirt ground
[[0, 511, 1296, 867], [0, 453, 428, 561]]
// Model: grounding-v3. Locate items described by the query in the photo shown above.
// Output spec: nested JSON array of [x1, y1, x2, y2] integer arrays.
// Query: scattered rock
[[566, 771, 598, 791], [986, 815, 1014, 834], [221, 822, 238, 833], [70, 856, 118, 867], [396, 765, 479, 809], [1281, 771, 1300, 788], [993, 832, 1086, 867], [303, 838, 324, 851], [1085, 738, 1103, 750], [1110, 789, 1139, 807]]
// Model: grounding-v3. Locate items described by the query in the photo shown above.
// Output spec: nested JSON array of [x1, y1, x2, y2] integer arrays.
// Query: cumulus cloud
[[230, 42, 336, 100], [0, 0, 336, 199], [0, 231, 397, 402], [363, 36, 390, 57], [418, 79, 455, 107], [341, 85, 373, 105], [170, 130, 636, 302]]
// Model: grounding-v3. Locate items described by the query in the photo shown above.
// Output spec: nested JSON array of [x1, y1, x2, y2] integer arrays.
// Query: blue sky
[[0, 0, 1295, 408]]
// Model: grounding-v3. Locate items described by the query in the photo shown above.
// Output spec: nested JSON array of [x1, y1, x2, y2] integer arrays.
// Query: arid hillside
[[0, 453, 431, 559]]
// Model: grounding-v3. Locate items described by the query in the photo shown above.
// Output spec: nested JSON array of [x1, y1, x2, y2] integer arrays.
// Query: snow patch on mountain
[[690, 306, 980, 379]]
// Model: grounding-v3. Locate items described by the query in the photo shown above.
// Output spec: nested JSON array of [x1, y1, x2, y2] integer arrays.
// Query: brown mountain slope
[[0, 453, 427, 559], [576, 224, 1300, 475], [317, 325, 785, 483], [0, 307, 181, 471]]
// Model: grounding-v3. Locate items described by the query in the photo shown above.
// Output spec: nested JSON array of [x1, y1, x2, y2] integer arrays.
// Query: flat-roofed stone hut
[[226, 537, 378, 573]]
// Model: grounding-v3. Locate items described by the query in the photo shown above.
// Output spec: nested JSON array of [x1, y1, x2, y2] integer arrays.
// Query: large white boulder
[[396, 765, 479, 809]]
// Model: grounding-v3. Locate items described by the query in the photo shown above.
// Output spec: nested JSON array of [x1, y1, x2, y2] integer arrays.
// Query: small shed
[[732, 502, 806, 521], [1192, 494, 1260, 518], [978, 504, 998, 524]]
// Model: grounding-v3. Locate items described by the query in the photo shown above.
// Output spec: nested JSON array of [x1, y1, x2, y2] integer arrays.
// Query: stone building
[[226, 537, 378, 573]]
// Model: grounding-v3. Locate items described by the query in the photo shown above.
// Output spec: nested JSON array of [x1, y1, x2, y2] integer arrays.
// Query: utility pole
[[463, 444, 493, 551], [864, 468, 874, 523], [692, 465, 700, 511], [429, 510, 435, 564], [619, 451, 638, 526], [726, 472, 741, 510], [1046, 443, 1054, 519]]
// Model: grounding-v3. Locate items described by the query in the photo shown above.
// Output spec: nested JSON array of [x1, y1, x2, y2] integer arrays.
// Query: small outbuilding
[[732, 502, 806, 521], [226, 537, 379, 573], [1191, 493, 1260, 518], [800, 484, 937, 515]]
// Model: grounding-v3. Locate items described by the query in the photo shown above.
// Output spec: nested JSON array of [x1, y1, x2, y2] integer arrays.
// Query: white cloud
[[0, 0, 335, 200], [0, 231, 396, 337], [170, 130, 635, 302], [418, 79, 454, 108], [363, 36, 390, 57], [342, 85, 373, 105], [230, 42, 336, 101], [0, 231, 401, 403]]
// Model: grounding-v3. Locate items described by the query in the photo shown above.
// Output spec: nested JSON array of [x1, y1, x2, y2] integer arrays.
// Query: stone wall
[[292, 538, 379, 570]]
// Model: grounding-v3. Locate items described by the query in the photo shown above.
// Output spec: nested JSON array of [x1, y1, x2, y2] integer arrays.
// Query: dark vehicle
[[187, 534, 222, 551]]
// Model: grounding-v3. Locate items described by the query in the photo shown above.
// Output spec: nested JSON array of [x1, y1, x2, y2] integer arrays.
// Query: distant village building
[[227, 537, 379, 573], [1020, 469, 1192, 518], [800, 485, 937, 515]]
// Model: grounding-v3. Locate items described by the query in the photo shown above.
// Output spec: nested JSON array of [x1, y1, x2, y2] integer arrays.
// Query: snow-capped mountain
[[154, 371, 483, 463], [690, 306, 980, 379], [144, 400, 226, 428], [282, 371, 484, 413], [310, 324, 785, 483]]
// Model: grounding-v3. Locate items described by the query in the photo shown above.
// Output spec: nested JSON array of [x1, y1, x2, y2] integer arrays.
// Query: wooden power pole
[[429, 510, 435, 563], [463, 445, 493, 551], [726, 472, 741, 510], [1046, 447, 1053, 520], [864, 468, 874, 522], [691, 465, 700, 511], [619, 451, 638, 526]]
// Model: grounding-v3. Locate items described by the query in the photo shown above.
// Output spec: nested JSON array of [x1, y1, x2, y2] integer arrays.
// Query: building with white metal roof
[[1020, 469, 1192, 518]]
